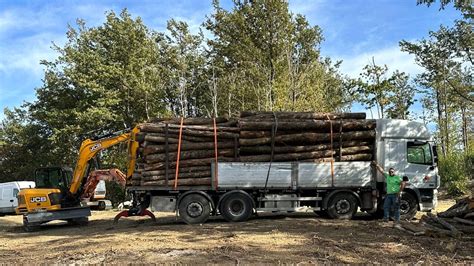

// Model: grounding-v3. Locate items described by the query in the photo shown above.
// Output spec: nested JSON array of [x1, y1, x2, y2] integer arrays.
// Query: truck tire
[[327, 193, 358, 220], [178, 194, 211, 224], [400, 192, 417, 220], [220, 193, 253, 222]]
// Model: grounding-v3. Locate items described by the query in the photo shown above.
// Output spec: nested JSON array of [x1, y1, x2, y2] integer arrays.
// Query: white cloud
[[338, 45, 423, 78], [0, 33, 64, 76]]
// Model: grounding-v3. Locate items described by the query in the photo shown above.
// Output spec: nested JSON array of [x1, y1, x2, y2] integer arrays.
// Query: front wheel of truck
[[327, 193, 358, 220], [178, 194, 211, 224], [400, 192, 417, 220]]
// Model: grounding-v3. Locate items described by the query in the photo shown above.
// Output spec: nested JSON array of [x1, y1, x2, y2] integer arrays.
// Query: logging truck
[[122, 117, 439, 224]]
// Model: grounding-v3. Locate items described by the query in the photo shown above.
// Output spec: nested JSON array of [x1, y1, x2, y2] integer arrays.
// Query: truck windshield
[[407, 142, 433, 165]]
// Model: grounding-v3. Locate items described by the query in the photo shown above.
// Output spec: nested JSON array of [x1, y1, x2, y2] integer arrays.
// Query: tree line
[[0, 0, 472, 194]]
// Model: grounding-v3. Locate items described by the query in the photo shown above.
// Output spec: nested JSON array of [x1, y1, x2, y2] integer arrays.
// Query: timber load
[[128, 112, 376, 187]]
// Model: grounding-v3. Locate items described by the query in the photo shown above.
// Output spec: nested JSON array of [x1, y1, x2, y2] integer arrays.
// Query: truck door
[[384, 141, 405, 173], [405, 141, 437, 189]]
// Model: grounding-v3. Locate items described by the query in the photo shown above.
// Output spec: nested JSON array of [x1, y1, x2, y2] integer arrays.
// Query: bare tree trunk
[[443, 83, 450, 154], [435, 86, 446, 156]]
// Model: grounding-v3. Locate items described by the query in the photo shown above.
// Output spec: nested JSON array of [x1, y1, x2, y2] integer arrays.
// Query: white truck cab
[[0, 181, 36, 214], [376, 119, 439, 217]]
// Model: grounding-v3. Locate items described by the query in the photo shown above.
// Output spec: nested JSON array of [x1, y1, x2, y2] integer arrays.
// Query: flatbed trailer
[[126, 119, 440, 224]]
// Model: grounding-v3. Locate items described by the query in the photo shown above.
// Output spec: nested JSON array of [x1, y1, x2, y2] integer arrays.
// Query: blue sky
[[0, 0, 462, 120]]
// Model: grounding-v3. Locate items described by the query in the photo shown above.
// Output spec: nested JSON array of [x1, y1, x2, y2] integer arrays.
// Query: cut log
[[139, 126, 239, 139], [400, 221, 426, 234], [140, 123, 240, 133], [144, 157, 235, 171], [240, 150, 335, 162], [453, 217, 474, 226], [239, 119, 376, 131], [239, 147, 372, 162], [422, 222, 460, 238], [239, 111, 366, 120], [143, 141, 235, 154], [239, 142, 372, 155], [438, 203, 470, 218], [149, 117, 229, 125], [427, 213, 462, 236], [145, 149, 235, 162], [239, 131, 376, 146], [143, 170, 211, 180], [139, 132, 214, 143], [465, 212, 474, 219], [298, 153, 373, 162], [142, 166, 210, 177], [141, 177, 211, 186]]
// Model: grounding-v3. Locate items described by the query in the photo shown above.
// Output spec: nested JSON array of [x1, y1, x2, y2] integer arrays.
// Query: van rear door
[[0, 185, 15, 212]]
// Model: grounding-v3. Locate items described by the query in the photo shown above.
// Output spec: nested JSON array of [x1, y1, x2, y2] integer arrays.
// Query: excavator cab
[[35, 167, 73, 191]]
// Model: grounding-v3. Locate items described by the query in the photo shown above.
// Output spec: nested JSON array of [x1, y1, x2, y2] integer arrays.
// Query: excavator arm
[[69, 127, 140, 197]]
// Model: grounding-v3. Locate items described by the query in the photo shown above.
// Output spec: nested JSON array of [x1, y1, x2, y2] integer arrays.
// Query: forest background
[[0, 0, 472, 195]]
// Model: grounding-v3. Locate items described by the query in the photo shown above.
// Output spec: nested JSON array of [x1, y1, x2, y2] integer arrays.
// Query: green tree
[[386, 71, 417, 120], [159, 19, 207, 117], [354, 59, 392, 118], [0, 108, 52, 182], [400, 21, 473, 155], [28, 9, 165, 167], [204, 0, 346, 115]]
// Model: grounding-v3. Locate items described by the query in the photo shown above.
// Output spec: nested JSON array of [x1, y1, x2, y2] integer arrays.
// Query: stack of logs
[[128, 112, 377, 187], [129, 117, 239, 187], [238, 111, 376, 162], [398, 197, 474, 237]]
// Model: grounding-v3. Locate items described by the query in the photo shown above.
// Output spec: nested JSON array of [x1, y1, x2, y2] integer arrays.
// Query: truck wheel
[[23, 217, 40, 232], [400, 192, 417, 220], [178, 194, 211, 224], [327, 193, 358, 220], [220, 193, 253, 222]]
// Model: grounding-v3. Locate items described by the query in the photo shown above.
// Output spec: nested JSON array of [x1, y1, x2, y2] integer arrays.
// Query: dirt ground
[[0, 199, 472, 264]]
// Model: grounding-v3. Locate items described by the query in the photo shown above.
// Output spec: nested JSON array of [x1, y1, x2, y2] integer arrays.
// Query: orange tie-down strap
[[174, 117, 184, 189], [213, 118, 218, 189]]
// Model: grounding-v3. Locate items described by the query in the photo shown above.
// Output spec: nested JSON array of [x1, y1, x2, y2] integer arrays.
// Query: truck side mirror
[[432, 145, 439, 164]]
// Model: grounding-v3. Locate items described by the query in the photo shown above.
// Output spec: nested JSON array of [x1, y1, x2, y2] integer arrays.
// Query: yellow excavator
[[16, 127, 142, 231]]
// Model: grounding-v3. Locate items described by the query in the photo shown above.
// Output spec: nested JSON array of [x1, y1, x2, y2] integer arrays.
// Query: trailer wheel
[[220, 193, 253, 222], [327, 193, 358, 220], [178, 194, 211, 224], [400, 192, 417, 220]]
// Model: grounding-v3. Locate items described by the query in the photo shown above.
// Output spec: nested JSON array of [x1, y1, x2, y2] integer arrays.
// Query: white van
[[0, 181, 35, 214]]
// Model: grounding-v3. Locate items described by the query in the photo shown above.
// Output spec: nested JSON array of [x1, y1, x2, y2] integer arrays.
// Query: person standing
[[371, 161, 406, 226]]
